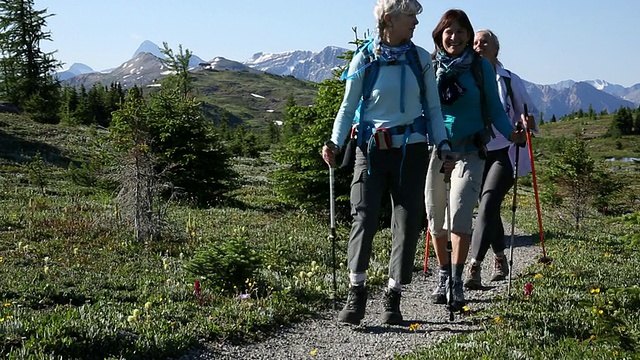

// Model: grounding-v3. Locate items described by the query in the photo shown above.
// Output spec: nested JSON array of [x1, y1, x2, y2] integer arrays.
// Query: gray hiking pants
[[347, 142, 429, 285], [470, 147, 514, 262]]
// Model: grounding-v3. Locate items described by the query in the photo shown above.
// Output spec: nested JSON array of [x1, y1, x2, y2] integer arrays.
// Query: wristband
[[324, 140, 339, 152], [436, 139, 452, 160]]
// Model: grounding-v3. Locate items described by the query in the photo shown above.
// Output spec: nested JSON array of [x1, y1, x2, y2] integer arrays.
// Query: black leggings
[[469, 147, 514, 262]]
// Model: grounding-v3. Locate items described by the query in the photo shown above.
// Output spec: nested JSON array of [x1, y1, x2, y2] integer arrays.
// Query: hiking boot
[[431, 272, 448, 304], [464, 263, 482, 290], [381, 288, 403, 325], [491, 255, 510, 281], [338, 285, 367, 325], [447, 277, 466, 311]]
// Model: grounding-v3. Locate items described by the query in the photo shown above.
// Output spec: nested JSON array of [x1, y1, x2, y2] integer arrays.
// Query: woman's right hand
[[322, 142, 340, 167]]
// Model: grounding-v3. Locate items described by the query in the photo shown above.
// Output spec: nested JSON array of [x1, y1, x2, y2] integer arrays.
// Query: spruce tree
[[272, 32, 370, 214], [611, 106, 633, 135], [0, 0, 61, 123], [112, 45, 237, 208]]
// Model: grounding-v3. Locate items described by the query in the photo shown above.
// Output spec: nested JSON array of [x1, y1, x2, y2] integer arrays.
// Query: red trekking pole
[[524, 104, 552, 265]]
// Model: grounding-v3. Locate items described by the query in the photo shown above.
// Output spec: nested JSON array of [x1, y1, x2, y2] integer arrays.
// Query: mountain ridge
[[59, 40, 640, 120]]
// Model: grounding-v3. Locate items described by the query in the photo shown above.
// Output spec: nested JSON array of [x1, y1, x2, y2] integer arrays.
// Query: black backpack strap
[[503, 69, 515, 110], [471, 54, 494, 137]]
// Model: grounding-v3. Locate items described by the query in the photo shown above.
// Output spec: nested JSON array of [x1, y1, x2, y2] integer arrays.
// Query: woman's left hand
[[509, 124, 527, 146]]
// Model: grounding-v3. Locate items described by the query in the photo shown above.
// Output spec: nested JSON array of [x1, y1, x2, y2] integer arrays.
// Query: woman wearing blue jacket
[[425, 9, 525, 310]]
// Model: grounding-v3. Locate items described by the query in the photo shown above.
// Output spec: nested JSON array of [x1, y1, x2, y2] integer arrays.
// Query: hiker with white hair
[[464, 29, 538, 289], [322, 0, 451, 325]]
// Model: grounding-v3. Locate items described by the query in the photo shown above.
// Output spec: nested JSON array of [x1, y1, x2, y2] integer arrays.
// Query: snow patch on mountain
[[243, 46, 347, 82]]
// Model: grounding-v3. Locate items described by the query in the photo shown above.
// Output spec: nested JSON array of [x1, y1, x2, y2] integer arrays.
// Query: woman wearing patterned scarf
[[322, 0, 450, 326], [425, 9, 526, 311]]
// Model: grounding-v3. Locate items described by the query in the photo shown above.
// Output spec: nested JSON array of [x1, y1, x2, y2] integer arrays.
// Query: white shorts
[[425, 150, 485, 237]]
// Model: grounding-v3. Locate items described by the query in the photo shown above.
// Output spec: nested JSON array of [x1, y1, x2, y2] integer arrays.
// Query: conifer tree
[[611, 106, 633, 135], [272, 32, 368, 214], [0, 0, 61, 123], [112, 45, 237, 209], [543, 136, 623, 230]]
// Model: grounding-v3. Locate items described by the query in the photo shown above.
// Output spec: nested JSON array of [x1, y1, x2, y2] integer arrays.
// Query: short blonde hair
[[374, 0, 423, 39]]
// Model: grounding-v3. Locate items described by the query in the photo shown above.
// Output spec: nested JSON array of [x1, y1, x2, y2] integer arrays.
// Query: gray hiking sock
[[349, 272, 366, 287]]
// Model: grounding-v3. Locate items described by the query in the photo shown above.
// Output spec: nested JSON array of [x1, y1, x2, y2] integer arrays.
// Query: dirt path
[[179, 229, 540, 360]]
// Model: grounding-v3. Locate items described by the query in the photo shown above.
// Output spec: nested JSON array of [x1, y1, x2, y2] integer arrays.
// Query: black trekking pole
[[507, 122, 524, 301], [328, 166, 338, 310], [443, 159, 454, 322]]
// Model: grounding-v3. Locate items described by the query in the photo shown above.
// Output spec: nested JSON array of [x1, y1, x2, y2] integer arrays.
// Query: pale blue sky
[[35, 0, 639, 87]]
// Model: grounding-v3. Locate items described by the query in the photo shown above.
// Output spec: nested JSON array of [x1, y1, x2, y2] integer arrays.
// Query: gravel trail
[[179, 225, 540, 360]]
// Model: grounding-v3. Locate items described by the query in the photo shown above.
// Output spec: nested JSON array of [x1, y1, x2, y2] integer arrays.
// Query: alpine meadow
[[1, 1, 640, 359]]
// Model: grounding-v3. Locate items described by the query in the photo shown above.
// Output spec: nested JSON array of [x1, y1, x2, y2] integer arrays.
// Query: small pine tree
[[27, 151, 48, 195], [551, 114, 557, 123], [611, 106, 633, 136], [542, 136, 623, 230]]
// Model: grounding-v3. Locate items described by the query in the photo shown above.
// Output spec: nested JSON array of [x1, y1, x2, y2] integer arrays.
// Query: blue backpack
[[340, 38, 429, 148]]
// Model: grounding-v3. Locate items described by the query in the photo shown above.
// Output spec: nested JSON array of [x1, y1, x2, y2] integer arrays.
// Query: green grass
[[0, 113, 394, 359], [0, 112, 639, 359], [404, 212, 640, 359]]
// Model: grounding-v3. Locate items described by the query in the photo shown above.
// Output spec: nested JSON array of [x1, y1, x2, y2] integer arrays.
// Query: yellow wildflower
[[310, 349, 318, 356], [590, 287, 601, 294], [494, 316, 502, 324], [534, 273, 543, 279]]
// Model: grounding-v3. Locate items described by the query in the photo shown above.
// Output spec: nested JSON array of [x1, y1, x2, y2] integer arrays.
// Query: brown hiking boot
[[491, 256, 509, 281], [464, 263, 482, 289]]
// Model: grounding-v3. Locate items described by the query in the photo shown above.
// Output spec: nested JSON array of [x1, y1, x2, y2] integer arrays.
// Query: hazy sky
[[35, 0, 640, 87]]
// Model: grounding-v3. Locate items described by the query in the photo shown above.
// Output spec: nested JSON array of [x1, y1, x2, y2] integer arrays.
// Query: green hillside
[[191, 69, 319, 129], [536, 114, 640, 160]]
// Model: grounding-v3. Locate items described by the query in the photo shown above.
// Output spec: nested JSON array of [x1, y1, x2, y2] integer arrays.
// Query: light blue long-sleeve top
[[330, 43, 448, 149], [440, 57, 513, 151]]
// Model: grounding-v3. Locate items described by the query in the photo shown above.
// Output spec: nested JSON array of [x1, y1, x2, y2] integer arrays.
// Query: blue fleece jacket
[[330, 42, 448, 149], [440, 57, 513, 151]]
